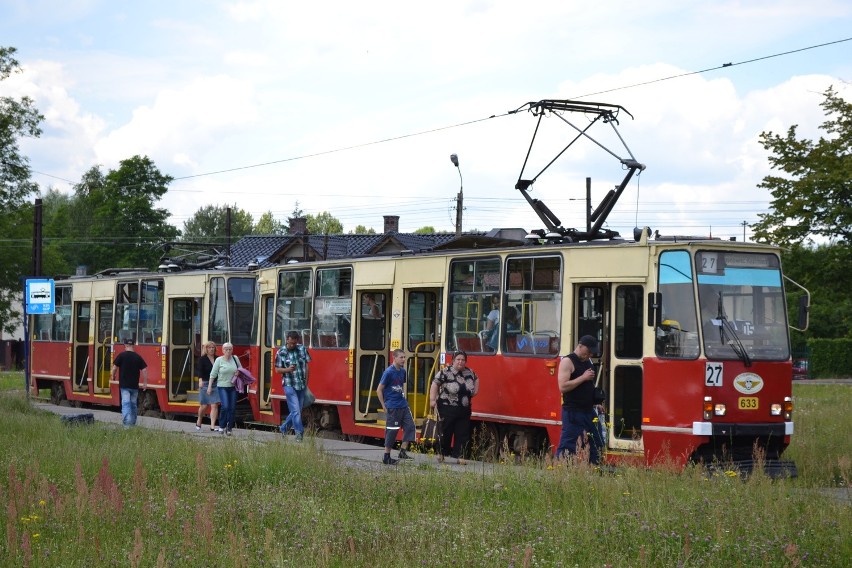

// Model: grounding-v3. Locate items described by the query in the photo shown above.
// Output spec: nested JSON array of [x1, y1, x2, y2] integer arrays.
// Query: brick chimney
[[289, 216, 307, 234], [383, 215, 399, 234]]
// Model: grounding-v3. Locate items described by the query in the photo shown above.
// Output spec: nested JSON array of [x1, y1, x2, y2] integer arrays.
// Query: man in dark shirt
[[556, 335, 603, 463], [111, 338, 149, 427]]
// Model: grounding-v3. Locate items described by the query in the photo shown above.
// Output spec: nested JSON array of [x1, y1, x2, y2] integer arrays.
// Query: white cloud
[[93, 75, 259, 169]]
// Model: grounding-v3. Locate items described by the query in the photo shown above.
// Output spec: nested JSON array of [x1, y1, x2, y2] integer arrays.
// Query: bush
[[807, 337, 852, 378]]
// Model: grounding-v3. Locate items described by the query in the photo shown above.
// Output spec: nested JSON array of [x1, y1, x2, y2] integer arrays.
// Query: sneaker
[[278, 423, 287, 434], [194, 424, 201, 431], [397, 449, 414, 460], [382, 454, 398, 465], [226, 429, 233, 436], [213, 427, 222, 432], [295, 433, 303, 442]]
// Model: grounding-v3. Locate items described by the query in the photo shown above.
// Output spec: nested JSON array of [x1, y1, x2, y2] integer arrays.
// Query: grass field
[[1, 374, 849, 567]]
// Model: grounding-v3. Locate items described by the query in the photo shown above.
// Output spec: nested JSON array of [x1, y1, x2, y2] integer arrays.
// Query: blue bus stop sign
[[26, 279, 55, 315]]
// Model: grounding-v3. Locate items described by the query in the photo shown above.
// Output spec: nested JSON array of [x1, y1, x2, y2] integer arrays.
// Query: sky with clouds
[[1, 0, 850, 240]]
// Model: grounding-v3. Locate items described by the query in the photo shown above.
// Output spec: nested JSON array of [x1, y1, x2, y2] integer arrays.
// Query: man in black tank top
[[556, 335, 603, 463]]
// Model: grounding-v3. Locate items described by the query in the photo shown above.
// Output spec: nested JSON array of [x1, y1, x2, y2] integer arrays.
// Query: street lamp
[[451, 154, 463, 237]]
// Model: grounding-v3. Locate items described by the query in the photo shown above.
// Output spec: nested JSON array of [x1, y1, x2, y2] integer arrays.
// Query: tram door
[[575, 284, 608, 439], [354, 290, 390, 421], [71, 302, 91, 393], [609, 285, 645, 452], [404, 288, 441, 421], [94, 301, 112, 393], [168, 298, 198, 402], [257, 293, 275, 412]]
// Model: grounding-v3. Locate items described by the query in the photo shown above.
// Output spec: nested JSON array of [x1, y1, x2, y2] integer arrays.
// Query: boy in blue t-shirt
[[377, 349, 416, 465]]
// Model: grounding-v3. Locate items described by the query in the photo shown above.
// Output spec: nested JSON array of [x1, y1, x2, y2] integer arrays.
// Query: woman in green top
[[207, 342, 240, 436]]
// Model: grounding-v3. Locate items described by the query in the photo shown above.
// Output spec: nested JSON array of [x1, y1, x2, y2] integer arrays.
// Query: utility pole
[[451, 154, 463, 237], [741, 220, 748, 243]]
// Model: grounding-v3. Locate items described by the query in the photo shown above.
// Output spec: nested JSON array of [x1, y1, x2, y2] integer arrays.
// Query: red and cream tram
[[27, 98, 807, 475]]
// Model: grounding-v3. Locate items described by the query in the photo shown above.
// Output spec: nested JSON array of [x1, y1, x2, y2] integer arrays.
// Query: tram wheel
[[50, 382, 67, 406], [346, 434, 366, 444], [140, 391, 164, 418]]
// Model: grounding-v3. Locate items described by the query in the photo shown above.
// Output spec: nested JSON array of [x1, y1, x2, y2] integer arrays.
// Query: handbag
[[420, 413, 440, 450], [302, 387, 316, 409]]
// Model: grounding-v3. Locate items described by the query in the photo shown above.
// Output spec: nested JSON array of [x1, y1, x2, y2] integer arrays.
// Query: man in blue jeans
[[377, 349, 416, 465], [275, 331, 311, 442], [556, 335, 604, 464], [111, 338, 148, 427]]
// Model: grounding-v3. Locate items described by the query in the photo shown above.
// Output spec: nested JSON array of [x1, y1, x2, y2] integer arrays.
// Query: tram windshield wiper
[[717, 292, 752, 367]]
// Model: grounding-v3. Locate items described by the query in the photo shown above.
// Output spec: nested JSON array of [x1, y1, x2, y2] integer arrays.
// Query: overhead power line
[[23, 36, 852, 191]]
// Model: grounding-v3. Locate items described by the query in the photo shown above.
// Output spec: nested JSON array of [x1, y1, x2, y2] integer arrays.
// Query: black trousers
[[438, 405, 472, 459]]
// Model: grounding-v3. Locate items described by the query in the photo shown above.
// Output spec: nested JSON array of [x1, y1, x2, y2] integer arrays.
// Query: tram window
[[51, 286, 72, 342], [576, 286, 603, 357], [504, 256, 562, 355], [314, 267, 352, 349], [655, 250, 699, 359], [447, 257, 500, 353], [697, 251, 789, 361], [276, 270, 313, 347], [615, 286, 643, 359], [139, 279, 164, 344], [228, 277, 256, 345], [407, 292, 436, 353], [359, 292, 385, 351], [33, 314, 52, 341], [209, 278, 228, 345], [613, 366, 642, 440], [115, 281, 139, 344]]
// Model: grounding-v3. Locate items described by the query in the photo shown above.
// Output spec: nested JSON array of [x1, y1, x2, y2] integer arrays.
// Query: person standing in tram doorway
[[276, 331, 311, 442], [377, 349, 416, 465], [208, 342, 242, 436], [556, 335, 603, 464], [195, 341, 221, 431], [111, 338, 148, 427], [430, 350, 480, 464]]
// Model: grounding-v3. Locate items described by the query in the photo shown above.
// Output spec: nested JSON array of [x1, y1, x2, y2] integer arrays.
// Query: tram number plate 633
[[738, 397, 759, 410]]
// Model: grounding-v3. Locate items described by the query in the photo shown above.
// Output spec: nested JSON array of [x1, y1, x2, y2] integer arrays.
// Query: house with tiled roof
[[228, 215, 527, 269]]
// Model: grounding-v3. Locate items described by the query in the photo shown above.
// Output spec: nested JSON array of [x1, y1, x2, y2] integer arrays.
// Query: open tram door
[[257, 292, 275, 413], [168, 298, 199, 403], [403, 288, 441, 422], [353, 289, 391, 422], [94, 301, 113, 394], [575, 283, 646, 456], [71, 300, 91, 394]]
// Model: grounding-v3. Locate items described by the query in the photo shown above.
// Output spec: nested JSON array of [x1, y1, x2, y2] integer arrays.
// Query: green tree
[[42, 156, 180, 273], [0, 46, 44, 333], [413, 226, 436, 234], [349, 225, 376, 234], [783, 244, 852, 342], [254, 211, 286, 235], [183, 204, 254, 242], [306, 211, 343, 234], [752, 87, 852, 247]]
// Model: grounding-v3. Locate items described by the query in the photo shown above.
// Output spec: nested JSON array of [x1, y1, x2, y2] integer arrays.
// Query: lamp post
[[451, 154, 463, 237]]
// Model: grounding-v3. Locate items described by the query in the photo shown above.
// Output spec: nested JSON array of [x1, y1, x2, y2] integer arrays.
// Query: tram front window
[[697, 251, 789, 361], [655, 250, 699, 359]]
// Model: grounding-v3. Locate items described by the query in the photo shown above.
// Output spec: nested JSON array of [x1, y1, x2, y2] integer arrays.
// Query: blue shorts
[[384, 406, 416, 448]]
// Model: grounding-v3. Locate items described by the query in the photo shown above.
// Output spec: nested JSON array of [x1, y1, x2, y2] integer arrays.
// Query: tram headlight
[[771, 397, 793, 419], [703, 396, 713, 420], [714, 403, 726, 416]]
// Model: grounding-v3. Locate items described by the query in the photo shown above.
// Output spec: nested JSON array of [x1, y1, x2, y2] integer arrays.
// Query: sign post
[[24, 279, 55, 400]]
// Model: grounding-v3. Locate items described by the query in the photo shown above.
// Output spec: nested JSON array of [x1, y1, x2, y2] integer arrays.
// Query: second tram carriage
[[28, 234, 804, 475]]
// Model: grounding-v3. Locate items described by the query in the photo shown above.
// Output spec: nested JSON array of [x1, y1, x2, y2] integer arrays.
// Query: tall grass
[[1, 383, 849, 566]]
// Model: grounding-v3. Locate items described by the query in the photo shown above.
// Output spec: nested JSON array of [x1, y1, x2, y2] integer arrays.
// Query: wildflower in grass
[[38, 500, 45, 507], [32, 533, 39, 538]]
